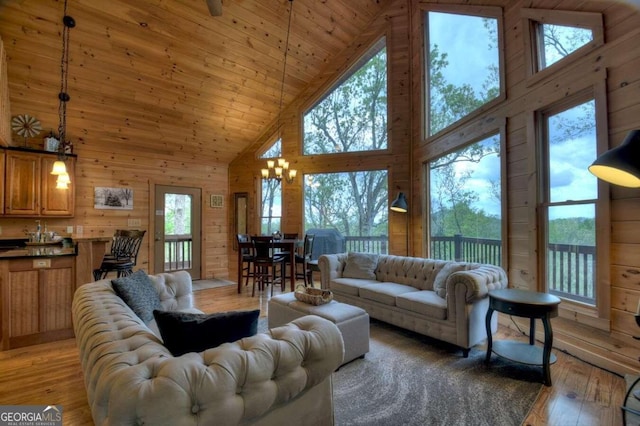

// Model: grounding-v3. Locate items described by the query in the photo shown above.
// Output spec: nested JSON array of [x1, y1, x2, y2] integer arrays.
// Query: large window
[[539, 96, 598, 305], [261, 179, 281, 235], [426, 9, 502, 136], [304, 171, 388, 255], [428, 134, 503, 266], [303, 38, 387, 155]]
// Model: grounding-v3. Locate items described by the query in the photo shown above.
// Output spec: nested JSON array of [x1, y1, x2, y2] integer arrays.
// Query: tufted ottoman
[[269, 292, 370, 365]]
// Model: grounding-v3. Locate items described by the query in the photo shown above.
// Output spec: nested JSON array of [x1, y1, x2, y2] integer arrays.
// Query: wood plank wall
[[1, 0, 639, 375], [231, 0, 640, 375], [0, 1, 230, 280]]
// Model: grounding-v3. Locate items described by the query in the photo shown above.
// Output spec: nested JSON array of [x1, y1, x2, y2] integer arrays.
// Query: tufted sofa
[[72, 271, 345, 426], [319, 253, 507, 357]]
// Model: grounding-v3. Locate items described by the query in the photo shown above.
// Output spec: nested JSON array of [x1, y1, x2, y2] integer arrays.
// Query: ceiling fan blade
[[206, 0, 222, 16]]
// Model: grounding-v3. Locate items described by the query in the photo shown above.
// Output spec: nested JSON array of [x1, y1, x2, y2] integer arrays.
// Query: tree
[[301, 45, 389, 238]]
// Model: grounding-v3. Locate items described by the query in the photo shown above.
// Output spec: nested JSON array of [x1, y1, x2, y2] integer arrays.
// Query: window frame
[[531, 80, 610, 330], [522, 8, 604, 86], [423, 117, 508, 270], [422, 4, 506, 142]]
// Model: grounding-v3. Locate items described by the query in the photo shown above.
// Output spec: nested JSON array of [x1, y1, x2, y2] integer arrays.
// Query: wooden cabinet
[[0, 257, 76, 349], [2, 147, 75, 217]]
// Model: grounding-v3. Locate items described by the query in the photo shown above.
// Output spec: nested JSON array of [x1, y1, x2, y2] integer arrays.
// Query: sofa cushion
[[112, 270, 162, 322], [342, 252, 379, 279], [396, 290, 447, 320], [330, 278, 379, 296], [359, 282, 418, 306], [153, 309, 260, 356], [433, 262, 471, 298]]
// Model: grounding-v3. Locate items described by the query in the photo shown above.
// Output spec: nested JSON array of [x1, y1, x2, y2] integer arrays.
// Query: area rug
[[192, 279, 235, 291], [332, 320, 543, 426]]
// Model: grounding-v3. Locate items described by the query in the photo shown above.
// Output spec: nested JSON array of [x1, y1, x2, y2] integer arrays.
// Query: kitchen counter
[[0, 244, 77, 258]]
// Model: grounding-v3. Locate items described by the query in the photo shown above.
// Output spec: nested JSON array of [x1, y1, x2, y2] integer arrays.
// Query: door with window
[[153, 185, 201, 279]]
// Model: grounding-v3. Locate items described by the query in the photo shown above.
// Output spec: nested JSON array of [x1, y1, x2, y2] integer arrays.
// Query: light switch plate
[[128, 218, 142, 227], [66, 226, 74, 234]]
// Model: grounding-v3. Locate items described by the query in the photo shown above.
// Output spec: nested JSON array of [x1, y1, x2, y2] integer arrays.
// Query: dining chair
[[236, 234, 255, 287], [251, 235, 287, 296], [93, 229, 146, 281], [295, 233, 315, 286]]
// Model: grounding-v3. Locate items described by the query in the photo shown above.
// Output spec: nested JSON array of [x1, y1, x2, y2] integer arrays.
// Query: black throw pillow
[[112, 270, 162, 323], [153, 309, 260, 356]]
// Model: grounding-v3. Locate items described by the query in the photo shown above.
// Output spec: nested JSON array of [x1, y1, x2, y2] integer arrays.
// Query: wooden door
[[40, 156, 75, 216], [153, 185, 202, 279], [5, 151, 39, 215]]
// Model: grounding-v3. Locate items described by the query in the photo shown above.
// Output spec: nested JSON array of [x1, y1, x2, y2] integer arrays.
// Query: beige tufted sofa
[[72, 271, 345, 426], [319, 253, 507, 357]]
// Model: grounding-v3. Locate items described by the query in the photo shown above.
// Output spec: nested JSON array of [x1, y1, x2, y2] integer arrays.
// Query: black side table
[[485, 288, 561, 386]]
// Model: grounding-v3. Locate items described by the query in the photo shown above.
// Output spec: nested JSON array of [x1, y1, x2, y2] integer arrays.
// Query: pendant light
[[51, 0, 75, 190], [261, 0, 297, 184]]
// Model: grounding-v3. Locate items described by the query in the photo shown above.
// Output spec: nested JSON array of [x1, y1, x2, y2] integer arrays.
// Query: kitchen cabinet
[[0, 256, 76, 349], [2, 147, 75, 217]]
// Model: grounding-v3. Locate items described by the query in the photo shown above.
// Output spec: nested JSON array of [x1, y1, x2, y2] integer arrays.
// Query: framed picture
[[210, 194, 224, 208], [94, 187, 134, 210]]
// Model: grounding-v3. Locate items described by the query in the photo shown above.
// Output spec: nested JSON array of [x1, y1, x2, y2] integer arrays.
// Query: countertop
[[0, 245, 77, 258]]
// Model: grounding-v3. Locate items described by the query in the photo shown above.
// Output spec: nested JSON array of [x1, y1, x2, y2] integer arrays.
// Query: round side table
[[485, 288, 561, 386]]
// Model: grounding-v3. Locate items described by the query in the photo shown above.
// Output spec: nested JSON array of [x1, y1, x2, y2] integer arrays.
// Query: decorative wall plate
[[11, 114, 42, 138]]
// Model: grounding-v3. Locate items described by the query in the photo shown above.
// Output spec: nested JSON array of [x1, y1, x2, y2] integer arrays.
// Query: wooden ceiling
[[0, 0, 390, 164]]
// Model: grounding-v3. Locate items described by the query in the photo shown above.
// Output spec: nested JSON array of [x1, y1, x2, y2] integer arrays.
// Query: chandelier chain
[[277, 0, 294, 137], [58, 0, 74, 154]]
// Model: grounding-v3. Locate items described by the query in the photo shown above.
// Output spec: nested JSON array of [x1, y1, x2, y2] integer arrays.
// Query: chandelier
[[261, 0, 297, 185], [261, 158, 297, 184]]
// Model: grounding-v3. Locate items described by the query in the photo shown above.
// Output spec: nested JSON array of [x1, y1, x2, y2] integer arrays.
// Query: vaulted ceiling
[[0, 0, 390, 163]]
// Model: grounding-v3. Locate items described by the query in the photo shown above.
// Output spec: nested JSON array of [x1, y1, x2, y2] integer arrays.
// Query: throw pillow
[[153, 309, 260, 356], [433, 263, 469, 299], [112, 270, 162, 322], [342, 252, 379, 280]]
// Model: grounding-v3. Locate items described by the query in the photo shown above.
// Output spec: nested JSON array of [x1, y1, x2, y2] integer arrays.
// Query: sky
[[429, 12, 598, 221]]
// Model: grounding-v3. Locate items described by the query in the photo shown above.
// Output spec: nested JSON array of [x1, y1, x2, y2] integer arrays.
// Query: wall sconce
[[390, 192, 408, 213], [390, 192, 409, 255], [261, 158, 297, 184], [588, 130, 640, 187]]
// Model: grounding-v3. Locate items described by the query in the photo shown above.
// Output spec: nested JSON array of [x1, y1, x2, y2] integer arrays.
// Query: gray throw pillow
[[433, 263, 469, 299], [112, 270, 162, 322], [342, 252, 379, 280], [153, 309, 260, 356]]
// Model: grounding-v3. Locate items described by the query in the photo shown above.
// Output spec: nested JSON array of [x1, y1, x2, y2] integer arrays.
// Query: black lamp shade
[[390, 192, 408, 213], [588, 130, 640, 188]]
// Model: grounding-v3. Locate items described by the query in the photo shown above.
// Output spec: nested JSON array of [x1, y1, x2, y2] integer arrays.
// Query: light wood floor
[[0, 284, 627, 426]]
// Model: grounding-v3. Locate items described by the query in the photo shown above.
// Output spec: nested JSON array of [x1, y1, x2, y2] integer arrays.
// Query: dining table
[[236, 238, 300, 294]]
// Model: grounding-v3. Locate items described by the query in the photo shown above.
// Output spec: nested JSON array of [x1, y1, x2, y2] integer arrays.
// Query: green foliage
[[303, 46, 387, 155], [548, 217, 595, 246]]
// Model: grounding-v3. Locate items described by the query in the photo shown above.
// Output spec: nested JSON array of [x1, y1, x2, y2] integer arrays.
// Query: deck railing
[[431, 235, 502, 266], [546, 243, 595, 303], [430, 234, 595, 302], [164, 234, 192, 271], [344, 235, 388, 254]]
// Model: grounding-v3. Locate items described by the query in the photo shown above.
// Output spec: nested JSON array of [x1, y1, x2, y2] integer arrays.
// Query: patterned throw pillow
[[112, 270, 162, 322], [153, 309, 260, 356], [342, 252, 379, 280]]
